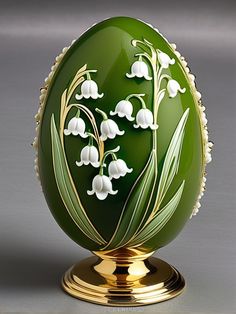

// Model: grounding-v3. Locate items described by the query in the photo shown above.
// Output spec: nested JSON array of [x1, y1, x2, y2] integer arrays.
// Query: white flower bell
[[110, 100, 135, 121], [126, 59, 152, 81], [134, 108, 158, 130], [108, 159, 133, 179], [76, 145, 100, 168], [100, 119, 125, 141], [64, 112, 88, 138], [87, 174, 117, 200], [75, 79, 104, 100], [95, 108, 125, 141], [167, 80, 186, 98], [158, 51, 175, 68]]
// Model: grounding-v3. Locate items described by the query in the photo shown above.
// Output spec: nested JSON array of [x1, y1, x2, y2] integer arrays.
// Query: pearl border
[[33, 40, 76, 181]]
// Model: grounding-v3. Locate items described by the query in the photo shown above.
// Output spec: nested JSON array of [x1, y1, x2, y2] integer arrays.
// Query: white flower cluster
[[158, 51, 186, 97], [111, 48, 185, 131], [83, 145, 133, 200], [63, 106, 133, 200], [126, 50, 185, 98], [110, 94, 158, 130], [88, 158, 133, 200], [63, 74, 132, 200]]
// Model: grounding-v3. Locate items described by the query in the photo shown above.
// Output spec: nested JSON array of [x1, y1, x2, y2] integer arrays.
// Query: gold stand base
[[62, 249, 185, 306]]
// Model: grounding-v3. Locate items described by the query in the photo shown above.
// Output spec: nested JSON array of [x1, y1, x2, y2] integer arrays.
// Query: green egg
[[35, 17, 209, 253]]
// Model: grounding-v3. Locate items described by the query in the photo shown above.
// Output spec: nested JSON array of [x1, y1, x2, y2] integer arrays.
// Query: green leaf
[[50, 115, 106, 246], [154, 108, 189, 211], [128, 181, 185, 247], [103, 150, 157, 250]]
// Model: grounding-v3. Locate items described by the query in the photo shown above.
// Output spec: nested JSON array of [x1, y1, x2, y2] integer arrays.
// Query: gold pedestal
[[62, 248, 185, 306]]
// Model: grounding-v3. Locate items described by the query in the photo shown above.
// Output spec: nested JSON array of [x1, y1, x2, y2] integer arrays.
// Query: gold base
[[62, 249, 185, 306]]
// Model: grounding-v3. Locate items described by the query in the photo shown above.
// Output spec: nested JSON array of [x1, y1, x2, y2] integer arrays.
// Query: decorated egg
[[34, 17, 212, 306]]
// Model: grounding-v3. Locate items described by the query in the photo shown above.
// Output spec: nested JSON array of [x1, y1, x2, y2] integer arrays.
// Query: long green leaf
[[127, 109, 189, 247], [154, 108, 189, 211], [103, 150, 157, 250], [128, 181, 185, 247], [50, 115, 106, 245]]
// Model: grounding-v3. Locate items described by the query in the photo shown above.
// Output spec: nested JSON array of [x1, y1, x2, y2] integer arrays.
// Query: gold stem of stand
[[62, 248, 185, 306]]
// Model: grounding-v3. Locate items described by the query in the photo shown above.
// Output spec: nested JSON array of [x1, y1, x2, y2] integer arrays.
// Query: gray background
[[0, 0, 235, 313]]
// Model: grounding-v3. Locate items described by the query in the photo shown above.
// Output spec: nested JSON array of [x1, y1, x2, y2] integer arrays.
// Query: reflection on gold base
[[62, 248, 185, 306]]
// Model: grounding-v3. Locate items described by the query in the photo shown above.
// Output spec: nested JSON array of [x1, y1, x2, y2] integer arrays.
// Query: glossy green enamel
[[38, 17, 203, 252]]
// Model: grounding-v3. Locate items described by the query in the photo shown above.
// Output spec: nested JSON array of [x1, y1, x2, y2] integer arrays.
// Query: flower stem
[[132, 39, 156, 60], [100, 146, 120, 168], [85, 70, 97, 80], [111, 153, 118, 161], [95, 108, 108, 120], [99, 166, 104, 176], [126, 94, 146, 109], [150, 56, 158, 151], [159, 74, 171, 83], [86, 132, 94, 146], [75, 109, 80, 118], [135, 52, 152, 63], [86, 72, 91, 80], [153, 72, 170, 120]]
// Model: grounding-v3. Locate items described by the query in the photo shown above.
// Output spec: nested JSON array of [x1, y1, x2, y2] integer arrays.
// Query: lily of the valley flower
[[108, 159, 133, 179], [110, 100, 135, 121], [87, 174, 117, 200], [157, 50, 175, 68], [95, 108, 125, 141], [75, 71, 104, 100], [134, 108, 158, 130], [76, 143, 100, 168], [126, 57, 152, 80], [100, 119, 124, 141], [167, 79, 186, 98], [64, 110, 88, 138]]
